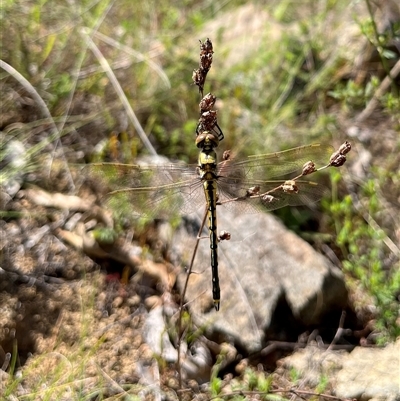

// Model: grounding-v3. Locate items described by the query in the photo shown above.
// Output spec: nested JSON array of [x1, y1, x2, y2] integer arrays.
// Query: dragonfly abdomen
[[203, 177, 220, 311]]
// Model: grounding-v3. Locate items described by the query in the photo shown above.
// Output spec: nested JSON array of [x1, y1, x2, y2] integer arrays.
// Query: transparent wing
[[216, 143, 333, 212], [218, 144, 333, 180], [83, 144, 333, 219], [217, 179, 329, 213], [83, 162, 205, 219]]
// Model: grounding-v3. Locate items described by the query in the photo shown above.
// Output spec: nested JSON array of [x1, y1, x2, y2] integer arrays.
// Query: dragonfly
[[84, 133, 339, 311]]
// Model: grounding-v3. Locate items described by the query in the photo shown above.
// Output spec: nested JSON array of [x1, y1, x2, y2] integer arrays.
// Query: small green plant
[[243, 367, 259, 391], [328, 77, 380, 109], [289, 367, 301, 384], [328, 168, 400, 343], [210, 375, 223, 398], [315, 373, 329, 394], [382, 92, 400, 124]]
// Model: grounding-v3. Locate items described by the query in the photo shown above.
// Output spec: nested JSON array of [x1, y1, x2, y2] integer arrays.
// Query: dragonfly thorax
[[198, 149, 217, 171]]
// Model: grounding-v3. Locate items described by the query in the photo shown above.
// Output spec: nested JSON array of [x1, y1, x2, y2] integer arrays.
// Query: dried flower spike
[[302, 161, 316, 176], [282, 180, 299, 193], [329, 152, 347, 167], [339, 140, 351, 155], [219, 231, 231, 241], [199, 93, 216, 113], [222, 150, 231, 161], [199, 38, 213, 72], [329, 141, 351, 167], [193, 38, 214, 95], [246, 186, 261, 196]]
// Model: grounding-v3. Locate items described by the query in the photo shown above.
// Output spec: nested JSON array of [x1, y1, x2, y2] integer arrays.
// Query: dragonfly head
[[196, 131, 219, 150]]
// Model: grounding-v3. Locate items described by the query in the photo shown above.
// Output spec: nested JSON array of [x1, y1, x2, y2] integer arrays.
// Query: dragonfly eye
[[196, 131, 219, 148]]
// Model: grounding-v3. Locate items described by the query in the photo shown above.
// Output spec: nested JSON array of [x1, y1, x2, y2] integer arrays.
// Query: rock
[[278, 345, 345, 388], [174, 209, 348, 353], [281, 339, 400, 401], [335, 340, 400, 401], [0, 139, 27, 200], [180, 340, 213, 384], [142, 306, 178, 363]]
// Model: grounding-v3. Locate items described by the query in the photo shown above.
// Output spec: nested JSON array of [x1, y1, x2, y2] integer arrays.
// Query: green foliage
[[243, 367, 259, 391], [257, 372, 272, 394], [328, 168, 400, 343], [92, 227, 118, 245], [315, 374, 329, 394], [382, 92, 400, 123], [328, 77, 380, 109], [227, 368, 274, 400], [2, 0, 400, 398], [210, 375, 223, 398], [242, 368, 272, 396], [289, 367, 301, 384], [358, 7, 400, 60]]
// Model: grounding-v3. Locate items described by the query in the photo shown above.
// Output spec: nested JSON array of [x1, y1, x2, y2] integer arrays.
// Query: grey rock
[[174, 209, 347, 353], [142, 306, 177, 363], [335, 340, 400, 401], [281, 339, 400, 401], [1, 139, 27, 198]]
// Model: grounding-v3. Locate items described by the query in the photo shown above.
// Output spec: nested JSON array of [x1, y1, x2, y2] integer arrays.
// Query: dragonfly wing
[[256, 180, 330, 211], [84, 162, 199, 188], [217, 177, 330, 212], [83, 162, 205, 219], [218, 143, 333, 181], [216, 143, 332, 212]]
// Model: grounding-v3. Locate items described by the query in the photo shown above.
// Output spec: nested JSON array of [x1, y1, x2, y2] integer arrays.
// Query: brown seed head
[[199, 93, 216, 112], [282, 180, 299, 193], [200, 38, 213, 54], [339, 140, 352, 155], [262, 194, 275, 203], [329, 151, 347, 167], [222, 150, 231, 161], [192, 69, 206, 92], [246, 186, 260, 196], [219, 231, 231, 241], [199, 110, 218, 131], [302, 161, 316, 176]]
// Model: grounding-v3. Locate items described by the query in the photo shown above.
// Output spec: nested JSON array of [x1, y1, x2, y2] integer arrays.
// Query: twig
[[348, 186, 400, 257], [90, 31, 170, 89], [0, 266, 71, 291], [209, 388, 354, 401], [327, 310, 347, 351], [95, 363, 129, 396], [46, 1, 116, 192], [356, 58, 400, 123], [0, 60, 58, 135], [259, 340, 357, 358], [176, 207, 208, 400]]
